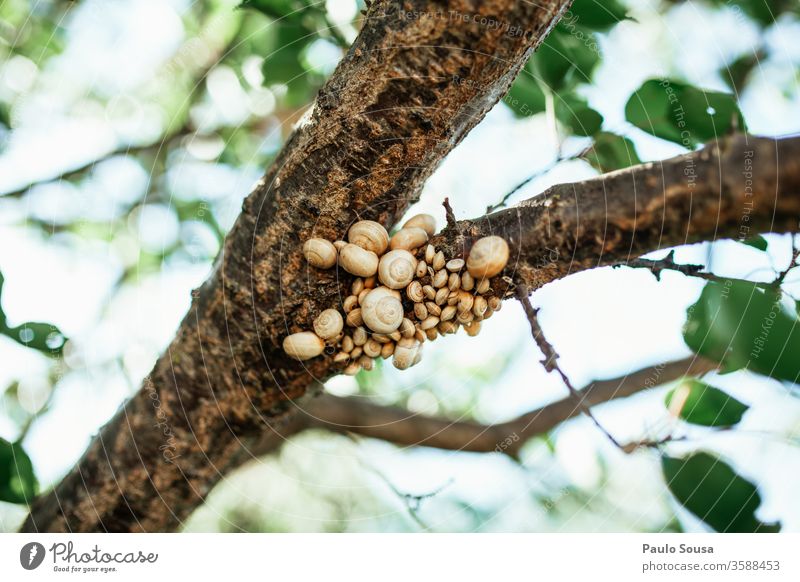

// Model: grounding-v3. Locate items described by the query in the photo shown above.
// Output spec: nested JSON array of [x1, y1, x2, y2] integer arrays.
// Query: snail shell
[[339, 243, 379, 277], [465, 320, 482, 337], [461, 271, 475, 291], [393, 338, 420, 370], [406, 280, 424, 303], [348, 220, 389, 254], [389, 227, 428, 251], [381, 342, 395, 359], [333, 240, 347, 252], [467, 236, 509, 279], [378, 249, 417, 289], [313, 309, 344, 340], [399, 318, 415, 338], [446, 258, 465, 272], [425, 244, 435, 264], [403, 213, 436, 237], [432, 250, 446, 271], [303, 238, 337, 269], [282, 332, 325, 361], [361, 287, 404, 334]]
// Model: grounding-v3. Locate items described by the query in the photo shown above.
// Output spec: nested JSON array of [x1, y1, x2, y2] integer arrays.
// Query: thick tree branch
[[23, 0, 572, 532], [246, 356, 717, 459]]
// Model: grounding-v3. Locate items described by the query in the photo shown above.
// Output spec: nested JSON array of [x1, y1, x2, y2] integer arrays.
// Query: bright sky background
[[0, 0, 799, 532]]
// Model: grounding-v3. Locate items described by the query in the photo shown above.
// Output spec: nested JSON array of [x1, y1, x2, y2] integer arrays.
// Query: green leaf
[[0, 320, 66, 356], [505, 75, 546, 118], [720, 51, 763, 94], [582, 131, 642, 171], [240, 0, 316, 21], [567, 0, 631, 31], [665, 379, 748, 427], [533, 26, 601, 90], [555, 95, 603, 136], [683, 280, 800, 382], [0, 437, 37, 504], [739, 235, 768, 251], [625, 79, 745, 147], [662, 452, 779, 532]]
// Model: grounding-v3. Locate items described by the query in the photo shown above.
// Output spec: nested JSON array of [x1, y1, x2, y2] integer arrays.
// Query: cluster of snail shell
[[282, 213, 509, 375]]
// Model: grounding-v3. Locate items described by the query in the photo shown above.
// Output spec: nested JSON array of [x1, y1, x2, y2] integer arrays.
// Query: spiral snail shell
[[360, 286, 404, 334], [393, 338, 420, 370], [313, 309, 343, 340], [378, 249, 417, 289], [302, 238, 337, 269], [403, 213, 436, 237], [348, 220, 389, 254], [389, 227, 428, 251], [466, 236, 509, 279]]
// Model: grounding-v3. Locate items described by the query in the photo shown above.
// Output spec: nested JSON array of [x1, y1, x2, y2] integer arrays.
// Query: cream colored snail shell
[[283, 332, 325, 361], [403, 213, 436, 237], [361, 287, 404, 334], [393, 338, 420, 370], [303, 238, 337, 269], [348, 220, 389, 254], [378, 249, 418, 289], [389, 227, 428, 251], [339, 243, 379, 277], [313, 309, 343, 340], [467, 236, 509, 279]]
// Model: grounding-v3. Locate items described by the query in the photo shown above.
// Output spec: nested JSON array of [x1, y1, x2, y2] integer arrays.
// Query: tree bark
[[21, 0, 572, 533]]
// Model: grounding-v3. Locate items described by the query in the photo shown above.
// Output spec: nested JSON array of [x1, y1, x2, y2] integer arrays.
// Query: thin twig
[[516, 284, 624, 449], [773, 240, 800, 287], [616, 250, 720, 282], [442, 197, 457, 230]]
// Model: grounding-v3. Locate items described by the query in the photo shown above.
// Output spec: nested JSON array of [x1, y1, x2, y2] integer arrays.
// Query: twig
[[773, 240, 800, 287], [616, 250, 720, 282], [516, 284, 624, 449], [442, 197, 457, 230]]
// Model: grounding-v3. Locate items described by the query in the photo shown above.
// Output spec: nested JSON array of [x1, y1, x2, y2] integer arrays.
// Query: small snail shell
[[414, 328, 426, 343], [303, 238, 337, 269], [407, 280, 424, 303], [361, 287, 404, 333], [353, 326, 368, 346], [346, 308, 364, 328], [363, 339, 382, 358], [457, 310, 474, 325], [378, 249, 417, 289], [381, 342, 395, 359], [440, 305, 457, 321], [282, 332, 325, 360], [399, 318, 415, 338], [344, 362, 362, 376], [357, 288, 370, 305], [489, 296, 502, 311], [333, 240, 347, 252], [473, 296, 488, 318], [414, 302, 428, 320], [313, 309, 344, 340], [351, 278, 365, 296], [425, 328, 438, 341], [432, 269, 448, 288], [461, 271, 475, 291], [425, 301, 441, 317], [333, 352, 350, 363], [476, 278, 491, 294], [348, 220, 389, 254], [420, 316, 440, 330], [343, 295, 358, 313], [435, 287, 449, 305], [389, 330, 402, 342], [446, 258, 465, 272], [422, 285, 436, 300], [403, 213, 436, 237], [351, 346, 363, 359], [467, 236, 509, 279], [448, 272, 460, 291], [339, 243, 379, 277], [393, 338, 420, 370], [389, 227, 428, 251], [364, 276, 377, 289], [342, 335, 354, 352], [465, 320, 482, 337], [425, 244, 435, 264], [432, 250, 445, 271], [360, 355, 374, 371], [457, 291, 474, 313], [438, 320, 457, 334], [415, 260, 427, 279]]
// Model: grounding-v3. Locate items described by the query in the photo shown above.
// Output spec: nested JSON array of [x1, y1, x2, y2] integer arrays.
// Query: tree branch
[[246, 356, 717, 459], [22, 0, 573, 532]]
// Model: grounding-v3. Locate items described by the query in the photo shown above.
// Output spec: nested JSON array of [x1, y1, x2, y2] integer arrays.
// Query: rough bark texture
[[244, 356, 717, 460], [22, 0, 571, 533], [430, 133, 800, 300]]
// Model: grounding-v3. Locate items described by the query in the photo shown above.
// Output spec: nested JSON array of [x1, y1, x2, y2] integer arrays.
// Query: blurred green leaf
[[665, 378, 748, 427], [568, 0, 631, 30], [582, 131, 642, 171], [625, 79, 745, 147], [0, 103, 9, 129], [533, 26, 601, 90], [505, 75, 546, 118], [720, 51, 763, 94], [684, 280, 800, 382], [0, 437, 37, 504], [662, 452, 779, 532], [0, 321, 66, 356], [555, 95, 603, 136], [739, 235, 769, 251]]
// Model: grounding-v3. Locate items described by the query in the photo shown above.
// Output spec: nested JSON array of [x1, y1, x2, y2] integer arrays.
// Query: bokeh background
[[0, 0, 799, 532]]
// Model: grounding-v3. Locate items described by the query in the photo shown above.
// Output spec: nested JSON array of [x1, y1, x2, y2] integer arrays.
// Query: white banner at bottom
[[1, 534, 797, 581]]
